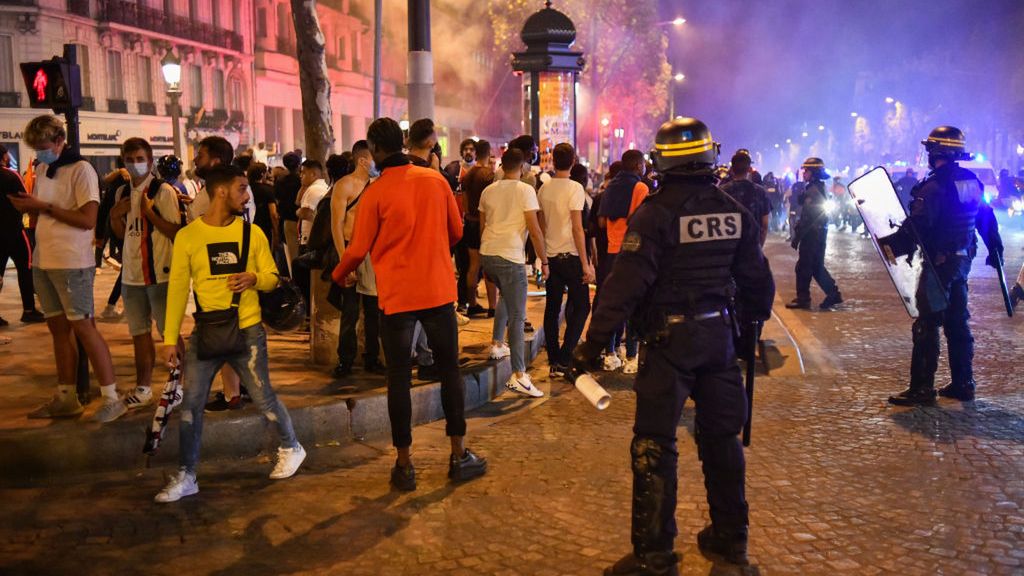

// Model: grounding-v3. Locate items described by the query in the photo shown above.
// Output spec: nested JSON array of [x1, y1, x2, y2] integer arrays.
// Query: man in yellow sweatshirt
[[155, 166, 305, 503]]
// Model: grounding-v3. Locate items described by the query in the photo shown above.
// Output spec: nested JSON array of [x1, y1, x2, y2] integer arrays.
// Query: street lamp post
[[160, 49, 183, 159]]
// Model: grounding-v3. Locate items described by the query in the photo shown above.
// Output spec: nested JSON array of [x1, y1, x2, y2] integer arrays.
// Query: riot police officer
[[786, 157, 843, 310], [573, 118, 775, 575], [886, 126, 1003, 406]]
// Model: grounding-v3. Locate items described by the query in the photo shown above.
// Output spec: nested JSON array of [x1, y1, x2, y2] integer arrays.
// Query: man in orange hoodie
[[333, 118, 487, 492]]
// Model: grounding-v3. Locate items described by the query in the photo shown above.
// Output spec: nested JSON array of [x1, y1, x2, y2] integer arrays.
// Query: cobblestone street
[[2, 229, 1024, 575]]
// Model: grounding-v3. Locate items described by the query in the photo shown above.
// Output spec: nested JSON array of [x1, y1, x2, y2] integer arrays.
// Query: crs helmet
[[259, 279, 307, 332], [650, 117, 719, 176], [156, 155, 182, 180], [921, 126, 971, 161], [801, 157, 830, 181]]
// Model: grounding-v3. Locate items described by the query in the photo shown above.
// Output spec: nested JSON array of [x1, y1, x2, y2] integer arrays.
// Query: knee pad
[[631, 437, 676, 477]]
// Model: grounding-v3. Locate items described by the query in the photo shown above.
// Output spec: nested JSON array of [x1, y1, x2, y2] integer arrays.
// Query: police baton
[[741, 321, 763, 447], [995, 257, 1014, 318]]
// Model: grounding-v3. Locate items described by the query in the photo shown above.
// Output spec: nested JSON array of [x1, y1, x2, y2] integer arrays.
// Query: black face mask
[[463, 154, 474, 164]]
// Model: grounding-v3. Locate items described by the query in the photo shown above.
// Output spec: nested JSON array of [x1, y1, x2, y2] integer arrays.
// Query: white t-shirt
[[121, 175, 182, 286], [252, 148, 269, 165], [537, 178, 586, 256], [479, 179, 539, 264], [298, 179, 329, 245], [33, 160, 100, 270], [187, 180, 255, 223]]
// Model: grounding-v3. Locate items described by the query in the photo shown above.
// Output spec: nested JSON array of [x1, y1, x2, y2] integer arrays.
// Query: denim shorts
[[122, 282, 169, 337], [32, 267, 95, 321]]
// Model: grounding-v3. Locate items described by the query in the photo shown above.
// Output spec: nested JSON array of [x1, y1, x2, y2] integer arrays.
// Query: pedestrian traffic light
[[19, 58, 82, 110]]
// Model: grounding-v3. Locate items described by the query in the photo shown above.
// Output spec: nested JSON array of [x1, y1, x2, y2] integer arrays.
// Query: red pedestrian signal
[[20, 59, 82, 110]]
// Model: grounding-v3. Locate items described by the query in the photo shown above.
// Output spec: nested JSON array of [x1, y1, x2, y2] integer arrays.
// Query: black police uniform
[[791, 179, 841, 306], [889, 162, 1002, 404], [721, 179, 771, 238], [579, 174, 774, 569]]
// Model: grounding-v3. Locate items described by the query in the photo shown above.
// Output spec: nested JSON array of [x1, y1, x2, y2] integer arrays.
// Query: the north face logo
[[207, 242, 241, 275], [212, 252, 238, 266]]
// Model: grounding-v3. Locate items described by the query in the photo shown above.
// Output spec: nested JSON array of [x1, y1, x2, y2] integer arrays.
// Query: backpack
[[304, 192, 334, 253]]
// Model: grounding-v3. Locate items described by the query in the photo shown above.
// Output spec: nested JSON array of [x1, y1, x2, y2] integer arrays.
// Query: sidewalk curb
[[0, 329, 545, 484], [770, 297, 841, 376]]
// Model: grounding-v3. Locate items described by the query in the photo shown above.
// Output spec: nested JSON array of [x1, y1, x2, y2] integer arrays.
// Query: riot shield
[[848, 167, 947, 318]]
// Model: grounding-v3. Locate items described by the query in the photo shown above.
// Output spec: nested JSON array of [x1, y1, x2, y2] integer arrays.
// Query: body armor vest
[[648, 180, 746, 314], [917, 164, 980, 254]]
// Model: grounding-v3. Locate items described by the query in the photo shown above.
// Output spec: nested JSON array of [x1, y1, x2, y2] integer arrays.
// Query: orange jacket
[[333, 162, 463, 315]]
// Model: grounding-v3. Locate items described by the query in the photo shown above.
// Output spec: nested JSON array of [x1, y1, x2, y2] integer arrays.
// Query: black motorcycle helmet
[[801, 157, 830, 181], [156, 155, 182, 180], [259, 280, 307, 332], [650, 117, 719, 176], [922, 125, 971, 163]]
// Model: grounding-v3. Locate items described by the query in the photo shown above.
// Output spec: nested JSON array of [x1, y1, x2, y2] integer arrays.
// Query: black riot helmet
[[156, 155, 182, 181], [921, 125, 971, 163], [801, 157, 829, 181], [650, 117, 719, 176]]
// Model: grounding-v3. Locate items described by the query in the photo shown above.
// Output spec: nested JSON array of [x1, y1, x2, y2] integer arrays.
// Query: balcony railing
[[67, 0, 90, 17], [81, 96, 96, 111], [138, 101, 156, 115], [0, 92, 21, 108], [97, 0, 244, 52], [107, 98, 128, 113]]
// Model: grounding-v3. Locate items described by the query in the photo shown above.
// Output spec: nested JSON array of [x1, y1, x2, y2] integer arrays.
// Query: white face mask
[[127, 162, 150, 179]]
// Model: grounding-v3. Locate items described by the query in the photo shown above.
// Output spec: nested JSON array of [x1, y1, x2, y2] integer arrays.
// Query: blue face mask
[[368, 162, 380, 178], [36, 148, 59, 165]]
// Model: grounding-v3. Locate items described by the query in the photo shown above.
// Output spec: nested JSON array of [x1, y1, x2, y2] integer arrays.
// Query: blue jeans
[[179, 324, 298, 472], [482, 255, 528, 373]]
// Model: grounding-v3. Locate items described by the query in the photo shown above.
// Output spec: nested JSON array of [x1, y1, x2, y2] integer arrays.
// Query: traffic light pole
[[61, 44, 81, 154]]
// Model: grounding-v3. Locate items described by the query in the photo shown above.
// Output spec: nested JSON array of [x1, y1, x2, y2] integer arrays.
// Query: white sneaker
[[93, 396, 127, 423], [489, 343, 511, 360], [155, 469, 199, 503], [123, 388, 153, 410], [270, 444, 307, 480], [98, 305, 122, 321], [456, 312, 471, 327], [505, 373, 544, 398], [602, 353, 623, 371], [623, 356, 639, 374]]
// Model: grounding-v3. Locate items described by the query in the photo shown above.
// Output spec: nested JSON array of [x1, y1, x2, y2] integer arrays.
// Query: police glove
[[985, 251, 1003, 269], [571, 340, 605, 378], [790, 237, 800, 250]]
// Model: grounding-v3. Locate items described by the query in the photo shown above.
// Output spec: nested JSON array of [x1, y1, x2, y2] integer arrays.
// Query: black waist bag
[[192, 223, 251, 360]]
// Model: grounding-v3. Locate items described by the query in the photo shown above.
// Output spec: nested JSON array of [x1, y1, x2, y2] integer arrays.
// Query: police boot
[[607, 438, 681, 576], [819, 290, 843, 310], [697, 524, 749, 566], [888, 387, 937, 406], [785, 298, 811, 309], [938, 380, 975, 401]]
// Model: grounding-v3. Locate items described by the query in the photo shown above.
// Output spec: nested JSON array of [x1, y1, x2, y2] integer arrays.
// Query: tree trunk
[[290, 0, 333, 163]]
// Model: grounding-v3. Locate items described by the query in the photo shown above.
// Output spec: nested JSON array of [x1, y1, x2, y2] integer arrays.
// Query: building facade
[[253, 0, 485, 160], [0, 0, 255, 174]]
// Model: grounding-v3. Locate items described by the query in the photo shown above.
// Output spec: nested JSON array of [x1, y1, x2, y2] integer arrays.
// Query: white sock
[[136, 386, 151, 395], [101, 384, 118, 401]]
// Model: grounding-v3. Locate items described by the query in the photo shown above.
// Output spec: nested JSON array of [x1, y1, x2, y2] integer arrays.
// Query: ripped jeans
[[179, 323, 298, 472]]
